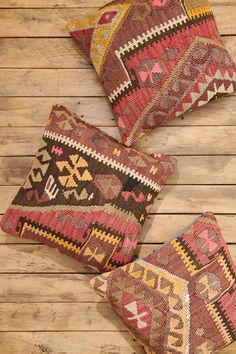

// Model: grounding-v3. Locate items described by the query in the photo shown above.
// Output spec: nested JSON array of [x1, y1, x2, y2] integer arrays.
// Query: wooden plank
[[0, 244, 96, 274], [141, 214, 236, 243], [0, 303, 126, 331], [1, 185, 236, 214], [0, 0, 235, 8], [0, 96, 235, 128], [0, 332, 234, 354], [0, 240, 236, 303], [0, 36, 235, 69], [0, 38, 92, 69], [0, 97, 114, 127], [0, 69, 235, 104], [1, 214, 236, 244], [0, 332, 144, 354], [0, 7, 235, 37], [0, 274, 98, 303], [1, 126, 236, 156], [0, 0, 106, 7], [1, 156, 236, 186], [0, 244, 236, 273], [0, 69, 104, 96]]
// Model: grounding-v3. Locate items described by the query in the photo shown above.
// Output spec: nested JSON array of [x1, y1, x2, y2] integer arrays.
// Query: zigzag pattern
[[68, 0, 236, 145], [91, 213, 236, 353], [176, 69, 236, 115], [43, 130, 162, 191]]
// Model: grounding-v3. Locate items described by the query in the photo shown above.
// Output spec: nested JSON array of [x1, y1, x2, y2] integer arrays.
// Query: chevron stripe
[[109, 14, 189, 103], [43, 130, 162, 192], [175, 69, 236, 116]]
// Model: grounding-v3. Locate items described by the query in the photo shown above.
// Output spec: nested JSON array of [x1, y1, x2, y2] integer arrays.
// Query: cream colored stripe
[[43, 129, 162, 191]]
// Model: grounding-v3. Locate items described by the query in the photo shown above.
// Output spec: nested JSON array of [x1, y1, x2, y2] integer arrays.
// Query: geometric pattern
[[0, 104, 176, 272], [68, 0, 236, 146], [91, 212, 236, 352]]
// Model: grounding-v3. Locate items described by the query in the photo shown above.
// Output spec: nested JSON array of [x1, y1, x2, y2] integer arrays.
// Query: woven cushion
[[0, 105, 176, 272], [67, 0, 236, 146], [91, 212, 236, 352]]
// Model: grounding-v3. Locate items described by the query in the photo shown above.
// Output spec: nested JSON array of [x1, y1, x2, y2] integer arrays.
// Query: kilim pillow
[[0, 105, 176, 272], [91, 212, 236, 353], [67, 0, 236, 146]]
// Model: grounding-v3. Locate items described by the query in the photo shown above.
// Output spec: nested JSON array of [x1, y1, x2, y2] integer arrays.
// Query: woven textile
[[0, 105, 176, 272], [91, 212, 236, 353], [67, 0, 236, 146]]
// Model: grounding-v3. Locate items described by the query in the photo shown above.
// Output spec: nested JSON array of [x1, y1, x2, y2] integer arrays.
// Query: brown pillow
[[91, 212, 236, 352], [67, 0, 236, 146], [0, 105, 176, 272]]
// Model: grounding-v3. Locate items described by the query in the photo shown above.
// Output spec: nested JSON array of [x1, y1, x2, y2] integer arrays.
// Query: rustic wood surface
[[0, 0, 236, 353]]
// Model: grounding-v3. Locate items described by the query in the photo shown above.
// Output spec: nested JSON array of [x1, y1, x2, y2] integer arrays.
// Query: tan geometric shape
[[56, 154, 93, 188], [195, 273, 222, 303], [93, 174, 122, 200]]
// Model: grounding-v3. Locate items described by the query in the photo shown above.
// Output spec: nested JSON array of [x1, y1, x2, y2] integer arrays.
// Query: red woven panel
[[91, 212, 236, 352], [0, 105, 176, 272], [68, 0, 236, 146]]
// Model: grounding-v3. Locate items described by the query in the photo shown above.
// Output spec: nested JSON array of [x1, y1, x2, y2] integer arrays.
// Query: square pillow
[[91, 212, 236, 353], [67, 0, 236, 146], [0, 105, 176, 272]]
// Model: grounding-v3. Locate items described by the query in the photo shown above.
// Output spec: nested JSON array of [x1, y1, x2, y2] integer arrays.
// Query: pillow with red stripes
[[0, 105, 176, 272], [91, 212, 236, 353], [67, 0, 236, 146]]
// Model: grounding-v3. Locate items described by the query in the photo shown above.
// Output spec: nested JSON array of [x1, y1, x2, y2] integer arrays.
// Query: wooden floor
[[0, 0, 236, 353]]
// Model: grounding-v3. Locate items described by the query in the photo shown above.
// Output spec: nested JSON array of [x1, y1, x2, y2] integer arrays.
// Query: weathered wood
[[0, 274, 98, 303], [0, 38, 92, 69], [0, 97, 114, 127], [0, 36, 235, 69], [0, 69, 104, 96], [0, 244, 96, 274], [0, 331, 234, 354], [1, 155, 236, 186], [0, 0, 235, 7], [1, 126, 236, 156], [0, 95, 236, 127], [0, 268, 202, 305], [0, 0, 106, 7], [0, 69, 236, 104], [0, 303, 126, 331], [1, 214, 235, 244], [0, 7, 235, 37], [0, 332, 143, 354], [0, 244, 236, 273], [1, 185, 236, 214]]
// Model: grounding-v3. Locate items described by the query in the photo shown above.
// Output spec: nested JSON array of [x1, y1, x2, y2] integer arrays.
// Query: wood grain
[[1, 69, 236, 102], [0, 1, 236, 353], [1, 155, 236, 186], [0, 95, 236, 127], [0, 0, 235, 7], [0, 332, 144, 354], [0, 274, 99, 303], [0, 36, 235, 69], [0, 38, 92, 69], [1, 126, 236, 156], [0, 244, 236, 273], [0, 302, 126, 331], [0, 69, 104, 96], [0, 332, 234, 354], [0, 7, 235, 38]]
